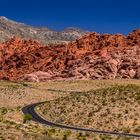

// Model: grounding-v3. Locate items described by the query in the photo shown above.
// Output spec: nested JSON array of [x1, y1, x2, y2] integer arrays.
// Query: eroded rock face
[[1, 30, 140, 81]]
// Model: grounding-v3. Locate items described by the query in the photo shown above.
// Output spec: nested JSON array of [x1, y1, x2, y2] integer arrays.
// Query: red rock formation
[[0, 37, 66, 80], [0, 30, 140, 81]]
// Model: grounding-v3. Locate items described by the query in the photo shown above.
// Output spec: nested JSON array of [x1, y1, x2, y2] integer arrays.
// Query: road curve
[[22, 102, 140, 139]]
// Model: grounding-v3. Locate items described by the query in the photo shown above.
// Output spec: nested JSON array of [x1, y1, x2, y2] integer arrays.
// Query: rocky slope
[[0, 29, 140, 81], [0, 16, 87, 44]]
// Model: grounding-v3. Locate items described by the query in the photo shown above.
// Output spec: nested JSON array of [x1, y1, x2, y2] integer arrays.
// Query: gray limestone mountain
[[0, 16, 87, 44]]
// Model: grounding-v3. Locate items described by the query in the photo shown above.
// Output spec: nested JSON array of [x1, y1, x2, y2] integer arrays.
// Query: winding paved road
[[22, 102, 140, 139]]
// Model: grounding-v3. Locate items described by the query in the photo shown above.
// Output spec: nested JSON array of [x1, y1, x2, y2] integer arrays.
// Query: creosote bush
[[23, 114, 33, 123]]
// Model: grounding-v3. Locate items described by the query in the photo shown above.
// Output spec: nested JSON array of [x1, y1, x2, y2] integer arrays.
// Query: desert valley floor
[[0, 79, 140, 140]]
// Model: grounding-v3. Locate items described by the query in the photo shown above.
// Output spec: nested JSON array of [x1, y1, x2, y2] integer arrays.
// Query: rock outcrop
[[1, 30, 140, 81]]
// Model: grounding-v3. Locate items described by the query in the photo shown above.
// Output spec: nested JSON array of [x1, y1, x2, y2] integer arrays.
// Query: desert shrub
[[134, 126, 140, 133], [63, 134, 68, 140], [0, 107, 8, 115], [77, 132, 86, 140], [23, 114, 32, 123]]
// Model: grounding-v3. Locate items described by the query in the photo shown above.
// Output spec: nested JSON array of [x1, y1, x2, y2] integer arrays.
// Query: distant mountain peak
[[0, 16, 25, 25], [63, 27, 88, 32], [0, 16, 9, 20]]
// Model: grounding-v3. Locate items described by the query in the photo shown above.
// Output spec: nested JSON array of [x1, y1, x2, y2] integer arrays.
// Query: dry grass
[[29, 79, 140, 91]]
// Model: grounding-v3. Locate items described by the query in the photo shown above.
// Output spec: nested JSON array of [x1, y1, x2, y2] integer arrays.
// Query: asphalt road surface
[[22, 102, 140, 139]]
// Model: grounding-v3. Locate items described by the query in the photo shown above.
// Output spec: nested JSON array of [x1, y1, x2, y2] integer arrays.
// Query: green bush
[[23, 114, 32, 123]]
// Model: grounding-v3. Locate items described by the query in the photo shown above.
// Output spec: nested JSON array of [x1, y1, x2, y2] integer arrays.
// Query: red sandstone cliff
[[1, 30, 140, 81]]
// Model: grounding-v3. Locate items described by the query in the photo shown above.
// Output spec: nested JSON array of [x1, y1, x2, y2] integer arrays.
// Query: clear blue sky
[[0, 0, 140, 34]]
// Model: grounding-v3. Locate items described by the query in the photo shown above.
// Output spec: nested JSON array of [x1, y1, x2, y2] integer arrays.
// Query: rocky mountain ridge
[[0, 16, 87, 44]]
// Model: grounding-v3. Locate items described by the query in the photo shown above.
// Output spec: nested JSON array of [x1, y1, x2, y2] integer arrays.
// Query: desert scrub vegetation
[[1, 112, 128, 140], [29, 79, 140, 92], [38, 84, 140, 134], [0, 80, 140, 139], [23, 114, 33, 123]]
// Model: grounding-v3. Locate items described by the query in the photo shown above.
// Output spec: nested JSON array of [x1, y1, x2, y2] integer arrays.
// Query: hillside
[[0, 16, 87, 44], [38, 84, 140, 134], [0, 29, 140, 81]]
